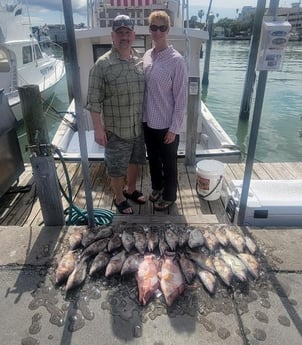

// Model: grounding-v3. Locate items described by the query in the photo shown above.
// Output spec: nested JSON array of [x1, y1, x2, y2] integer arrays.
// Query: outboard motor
[[0, 89, 24, 198]]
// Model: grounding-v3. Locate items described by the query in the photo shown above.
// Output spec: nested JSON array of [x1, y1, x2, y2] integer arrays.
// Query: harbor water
[[17, 41, 302, 163], [203, 40, 302, 163]]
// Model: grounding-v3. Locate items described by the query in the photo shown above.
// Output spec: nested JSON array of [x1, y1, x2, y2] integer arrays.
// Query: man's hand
[[94, 126, 107, 146], [90, 111, 107, 146]]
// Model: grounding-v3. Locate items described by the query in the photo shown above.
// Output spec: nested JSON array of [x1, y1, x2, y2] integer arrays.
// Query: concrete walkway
[[0, 225, 301, 345]]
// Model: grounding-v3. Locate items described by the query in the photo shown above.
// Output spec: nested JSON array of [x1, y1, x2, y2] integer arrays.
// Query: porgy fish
[[238, 253, 259, 279], [164, 228, 179, 251], [186, 250, 215, 274], [89, 251, 110, 276], [203, 228, 219, 252], [188, 228, 204, 248], [146, 227, 159, 252], [105, 250, 126, 277], [121, 230, 134, 253], [81, 238, 109, 260], [197, 268, 216, 294], [244, 236, 257, 254], [213, 256, 233, 286], [136, 254, 160, 305], [121, 253, 143, 275], [159, 255, 185, 307], [81, 225, 113, 247], [133, 231, 147, 255], [220, 249, 247, 282], [226, 229, 245, 253], [215, 226, 229, 247], [55, 250, 76, 285], [65, 257, 88, 292], [178, 253, 196, 284], [108, 233, 122, 252]]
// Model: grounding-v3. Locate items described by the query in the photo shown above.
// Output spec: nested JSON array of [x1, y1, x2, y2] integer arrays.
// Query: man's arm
[[90, 111, 107, 146]]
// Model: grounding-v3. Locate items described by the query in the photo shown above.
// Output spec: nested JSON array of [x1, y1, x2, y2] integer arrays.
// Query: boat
[[0, 0, 65, 123], [52, 0, 242, 163]]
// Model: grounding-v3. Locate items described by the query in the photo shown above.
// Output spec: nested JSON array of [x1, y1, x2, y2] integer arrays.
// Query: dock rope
[[54, 146, 115, 226]]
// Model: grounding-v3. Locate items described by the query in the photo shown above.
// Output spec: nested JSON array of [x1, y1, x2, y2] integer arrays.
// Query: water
[[202, 40, 302, 162], [17, 41, 302, 163]]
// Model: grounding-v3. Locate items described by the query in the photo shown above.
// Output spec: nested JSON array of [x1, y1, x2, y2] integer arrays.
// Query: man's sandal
[[123, 190, 146, 204], [154, 199, 174, 211], [113, 199, 134, 214]]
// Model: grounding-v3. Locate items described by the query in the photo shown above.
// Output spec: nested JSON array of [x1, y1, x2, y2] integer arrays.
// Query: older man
[[87, 15, 146, 214]]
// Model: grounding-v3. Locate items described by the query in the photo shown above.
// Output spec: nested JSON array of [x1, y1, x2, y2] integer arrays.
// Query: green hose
[[54, 146, 115, 226]]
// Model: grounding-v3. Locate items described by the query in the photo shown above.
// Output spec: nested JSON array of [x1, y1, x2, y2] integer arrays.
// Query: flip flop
[[123, 190, 146, 204], [149, 190, 162, 202], [113, 199, 134, 214], [154, 199, 174, 211]]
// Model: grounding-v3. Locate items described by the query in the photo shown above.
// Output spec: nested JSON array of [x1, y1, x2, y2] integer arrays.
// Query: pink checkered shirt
[[143, 46, 188, 134]]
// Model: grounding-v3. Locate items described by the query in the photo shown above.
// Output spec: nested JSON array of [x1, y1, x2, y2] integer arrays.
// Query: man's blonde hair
[[148, 10, 170, 28]]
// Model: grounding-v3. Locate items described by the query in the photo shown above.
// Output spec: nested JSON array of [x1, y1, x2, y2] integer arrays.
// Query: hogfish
[[136, 254, 160, 305], [159, 255, 185, 307]]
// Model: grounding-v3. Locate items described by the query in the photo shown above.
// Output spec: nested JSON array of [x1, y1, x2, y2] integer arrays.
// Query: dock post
[[201, 13, 214, 87], [239, 0, 266, 121], [185, 77, 200, 165], [18, 85, 65, 226]]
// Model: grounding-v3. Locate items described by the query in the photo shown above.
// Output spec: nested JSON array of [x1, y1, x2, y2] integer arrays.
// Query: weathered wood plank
[[177, 163, 198, 216], [112, 214, 219, 224], [186, 165, 212, 214], [2, 161, 302, 226]]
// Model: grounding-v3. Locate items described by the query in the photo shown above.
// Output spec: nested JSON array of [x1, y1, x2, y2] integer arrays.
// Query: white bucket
[[196, 160, 225, 201]]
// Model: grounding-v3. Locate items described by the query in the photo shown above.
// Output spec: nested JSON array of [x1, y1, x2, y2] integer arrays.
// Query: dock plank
[[1, 161, 302, 226]]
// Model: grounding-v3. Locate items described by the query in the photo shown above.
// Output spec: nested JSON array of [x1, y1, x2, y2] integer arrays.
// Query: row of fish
[[55, 223, 260, 306], [68, 223, 257, 256]]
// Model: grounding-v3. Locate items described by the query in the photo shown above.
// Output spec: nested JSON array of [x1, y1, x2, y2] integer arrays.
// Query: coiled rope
[[54, 146, 115, 226]]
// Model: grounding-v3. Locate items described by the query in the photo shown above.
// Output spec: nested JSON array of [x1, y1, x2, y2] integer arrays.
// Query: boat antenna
[[24, 0, 33, 29]]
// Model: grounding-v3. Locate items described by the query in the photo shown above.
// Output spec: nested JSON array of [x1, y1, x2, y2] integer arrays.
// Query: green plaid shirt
[[86, 47, 145, 139]]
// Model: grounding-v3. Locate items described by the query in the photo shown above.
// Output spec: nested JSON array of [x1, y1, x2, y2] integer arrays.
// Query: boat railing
[[88, 0, 184, 29]]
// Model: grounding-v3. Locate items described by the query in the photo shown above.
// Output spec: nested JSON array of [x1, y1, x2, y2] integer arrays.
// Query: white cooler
[[225, 180, 302, 227]]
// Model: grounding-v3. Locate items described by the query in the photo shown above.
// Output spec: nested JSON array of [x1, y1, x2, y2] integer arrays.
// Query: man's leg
[[125, 164, 146, 203], [111, 176, 133, 214]]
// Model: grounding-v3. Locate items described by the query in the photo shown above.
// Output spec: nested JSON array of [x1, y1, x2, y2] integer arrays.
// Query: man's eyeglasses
[[149, 24, 168, 32]]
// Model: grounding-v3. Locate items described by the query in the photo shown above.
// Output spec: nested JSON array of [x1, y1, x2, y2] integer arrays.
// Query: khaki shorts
[[105, 131, 146, 177]]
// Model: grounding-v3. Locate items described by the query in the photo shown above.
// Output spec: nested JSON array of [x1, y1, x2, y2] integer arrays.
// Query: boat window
[[34, 44, 43, 60], [92, 44, 112, 62], [22, 46, 32, 64], [0, 49, 10, 72]]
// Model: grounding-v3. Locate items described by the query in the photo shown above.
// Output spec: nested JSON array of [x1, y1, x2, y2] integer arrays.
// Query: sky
[[25, 0, 295, 25]]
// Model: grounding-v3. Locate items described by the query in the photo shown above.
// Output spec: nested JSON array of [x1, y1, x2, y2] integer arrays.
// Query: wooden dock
[[1, 161, 302, 227]]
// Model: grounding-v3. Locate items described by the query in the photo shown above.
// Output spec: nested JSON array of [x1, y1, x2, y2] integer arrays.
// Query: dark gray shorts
[[105, 131, 146, 177]]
